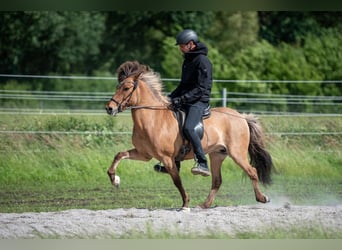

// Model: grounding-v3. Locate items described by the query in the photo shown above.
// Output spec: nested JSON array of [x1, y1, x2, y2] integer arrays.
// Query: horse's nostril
[[105, 106, 112, 114]]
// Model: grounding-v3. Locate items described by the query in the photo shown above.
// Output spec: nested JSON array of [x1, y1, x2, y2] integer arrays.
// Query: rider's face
[[179, 43, 191, 54]]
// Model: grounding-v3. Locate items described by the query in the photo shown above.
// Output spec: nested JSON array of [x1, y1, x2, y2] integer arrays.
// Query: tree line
[[0, 11, 341, 111]]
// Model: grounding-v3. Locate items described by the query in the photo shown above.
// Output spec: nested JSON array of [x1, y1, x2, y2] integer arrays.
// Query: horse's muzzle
[[106, 106, 118, 116]]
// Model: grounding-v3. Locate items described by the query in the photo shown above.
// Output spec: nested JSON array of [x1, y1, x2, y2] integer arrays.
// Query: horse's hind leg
[[230, 152, 268, 203], [201, 152, 225, 208]]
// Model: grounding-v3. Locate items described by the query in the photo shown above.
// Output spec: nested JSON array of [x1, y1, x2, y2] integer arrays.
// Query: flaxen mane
[[117, 61, 169, 104]]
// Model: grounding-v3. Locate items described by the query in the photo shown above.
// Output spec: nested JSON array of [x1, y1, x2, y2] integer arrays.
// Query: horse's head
[[105, 75, 140, 116], [106, 60, 169, 115]]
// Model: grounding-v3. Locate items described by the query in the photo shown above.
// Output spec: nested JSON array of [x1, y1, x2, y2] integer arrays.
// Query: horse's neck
[[131, 84, 172, 131], [136, 82, 163, 106], [131, 109, 149, 126], [131, 108, 174, 135], [131, 108, 161, 126]]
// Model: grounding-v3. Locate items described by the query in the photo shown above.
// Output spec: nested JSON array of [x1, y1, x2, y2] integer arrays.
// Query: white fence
[[1, 74, 342, 115]]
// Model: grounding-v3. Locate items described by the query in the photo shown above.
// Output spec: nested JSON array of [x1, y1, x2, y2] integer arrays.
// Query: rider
[[155, 29, 213, 177]]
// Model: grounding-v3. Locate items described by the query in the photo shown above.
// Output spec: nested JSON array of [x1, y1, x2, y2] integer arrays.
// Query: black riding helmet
[[175, 29, 199, 45]]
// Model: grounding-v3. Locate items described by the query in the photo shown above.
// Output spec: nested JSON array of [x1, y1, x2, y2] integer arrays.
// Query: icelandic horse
[[105, 61, 274, 210]]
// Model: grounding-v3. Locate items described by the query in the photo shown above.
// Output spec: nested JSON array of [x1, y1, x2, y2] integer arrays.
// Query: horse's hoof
[[256, 195, 270, 203], [113, 175, 120, 187], [264, 195, 270, 203], [180, 207, 190, 212], [198, 203, 210, 209]]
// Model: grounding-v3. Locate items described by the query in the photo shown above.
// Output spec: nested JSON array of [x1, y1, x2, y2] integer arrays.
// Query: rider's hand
[[172, 97, 183, 108]]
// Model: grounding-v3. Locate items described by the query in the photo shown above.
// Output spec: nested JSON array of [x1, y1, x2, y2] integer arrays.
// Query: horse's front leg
[[163, 158, 190, 209], [107, 148, 150, 187]]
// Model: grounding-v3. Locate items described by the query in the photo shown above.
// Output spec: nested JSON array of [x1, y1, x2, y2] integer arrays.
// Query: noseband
[[109, 79, 138, 113]]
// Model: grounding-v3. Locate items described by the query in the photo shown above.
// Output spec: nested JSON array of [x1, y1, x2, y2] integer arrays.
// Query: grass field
[[0, 113, 341, 213]]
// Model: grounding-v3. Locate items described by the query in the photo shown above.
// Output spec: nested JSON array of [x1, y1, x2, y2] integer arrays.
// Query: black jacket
[[170, 42, 212, 104]]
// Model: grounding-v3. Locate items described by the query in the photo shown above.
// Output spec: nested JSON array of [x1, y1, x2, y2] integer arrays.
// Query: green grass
[[0, 114, 341, 213]]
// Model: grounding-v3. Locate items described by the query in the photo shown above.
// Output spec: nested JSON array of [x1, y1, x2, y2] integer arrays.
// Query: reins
[[128, 105, 169, 110], [110, 78, 172, 112], [108, 74, 246, 119], [128, 106, 247, 121]]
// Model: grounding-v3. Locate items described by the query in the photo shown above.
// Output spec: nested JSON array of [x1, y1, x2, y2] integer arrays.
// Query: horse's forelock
[[116, 61, 168, 104], [117, 61, 149, 83]]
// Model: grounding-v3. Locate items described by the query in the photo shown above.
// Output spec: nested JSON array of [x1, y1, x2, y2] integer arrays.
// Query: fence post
[[222, 88, 227, 107]]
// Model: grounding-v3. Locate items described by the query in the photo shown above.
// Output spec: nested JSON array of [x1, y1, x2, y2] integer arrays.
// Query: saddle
[[173, 105, 211, 162]]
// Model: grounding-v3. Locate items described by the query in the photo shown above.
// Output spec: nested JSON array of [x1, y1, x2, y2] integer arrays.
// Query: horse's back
[[206, 107, 248, 128], [204, 107, 250, 149]]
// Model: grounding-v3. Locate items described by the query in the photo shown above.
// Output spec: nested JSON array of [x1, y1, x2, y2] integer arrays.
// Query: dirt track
[[1, 204, 341, 238]]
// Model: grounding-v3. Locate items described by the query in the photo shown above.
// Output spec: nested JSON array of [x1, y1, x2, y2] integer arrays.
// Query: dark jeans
[[182, 101, 208, 164]]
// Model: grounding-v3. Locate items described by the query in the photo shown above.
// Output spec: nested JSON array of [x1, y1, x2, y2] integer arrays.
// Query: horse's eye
[[123, 87, 130, 91]]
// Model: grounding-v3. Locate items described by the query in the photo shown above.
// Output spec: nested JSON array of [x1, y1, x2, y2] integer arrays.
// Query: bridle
[[107, 78, 171, 113], [109, 79, 139, 113]]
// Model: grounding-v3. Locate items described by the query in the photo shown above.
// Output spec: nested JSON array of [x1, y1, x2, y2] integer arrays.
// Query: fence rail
[[1, 89, 341, 102], [1, 74, 342, 114]]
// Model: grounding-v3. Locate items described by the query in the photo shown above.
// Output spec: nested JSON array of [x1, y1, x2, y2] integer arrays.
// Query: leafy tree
[[258, 12, 320, 45], [258, 11, 342, 46], [0, 11, 105, 75], [100, 11, 215, 74], [205, 11, 259, 57], [160, 37, 183, 82], [1, 10, 341, 108], [303, 27, 342, 95]]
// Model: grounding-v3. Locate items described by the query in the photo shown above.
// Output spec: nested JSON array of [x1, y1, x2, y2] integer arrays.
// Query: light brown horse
[[105, 61, 274, 209]]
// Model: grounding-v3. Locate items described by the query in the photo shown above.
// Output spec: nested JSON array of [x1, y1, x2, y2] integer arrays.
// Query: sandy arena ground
[[0, 203, 341, 238]]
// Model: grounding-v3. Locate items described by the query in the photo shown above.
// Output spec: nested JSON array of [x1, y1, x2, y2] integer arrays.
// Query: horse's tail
[[245, 114, 274, 185]]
